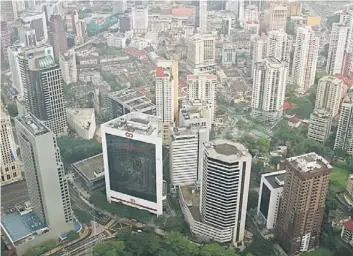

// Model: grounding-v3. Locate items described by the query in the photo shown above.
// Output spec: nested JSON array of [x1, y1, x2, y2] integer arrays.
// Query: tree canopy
[[23, 239, 57, 256], [94, 230, 239, 256], [57, 136, 102, 165]]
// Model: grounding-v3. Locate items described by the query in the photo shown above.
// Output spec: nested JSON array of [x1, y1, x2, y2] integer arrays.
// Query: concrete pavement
[[1, 180, 29, 208]]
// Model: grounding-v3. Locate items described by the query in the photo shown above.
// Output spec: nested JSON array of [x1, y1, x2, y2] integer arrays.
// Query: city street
[[1, 180, 29, 208]]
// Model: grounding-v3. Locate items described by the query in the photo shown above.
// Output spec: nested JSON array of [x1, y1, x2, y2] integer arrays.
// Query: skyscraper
[[201, 140, 252, 246], [20, 7, 48, 43], [1, 21, 10, 62], [1, 0, 18, 21], [113, 0, 127, 14], [314, 76, 343, 117], [102, 112, 165, 215], [187, 74, 216, 123], [18, 45, 67, 136], [155, 63, 175, 123], [8, 45, 25, 100], [1, 112, 22, 186], [307, 109, 332, 143], [59, 49, 77, 84], [170, 127, 199, 186], [15, 113, 73, 235], [49, 15, 68, 59], [264, 3, 288, 32], [155, 60, 178, 144], [275, 153, 332, 255], [18, 25, 37, 47], [252, 58, 289, 122], [186, 33, 216, 74], [131, 5, 148, 33], [291, 26, 320, 94], [334, 101, 353, 155], [326, 23, 351, 76], [252, 30, 291, 77], [198, 0, 208, 33]]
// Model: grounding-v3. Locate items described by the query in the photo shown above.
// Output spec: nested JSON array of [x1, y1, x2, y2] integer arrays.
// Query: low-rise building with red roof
[[341, 219, 353, 246]]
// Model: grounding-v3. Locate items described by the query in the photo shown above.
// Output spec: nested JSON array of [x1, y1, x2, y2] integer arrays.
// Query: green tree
[[247, 190, 259, 210], [7, 103, 18, 117], [93, 241, 127, 256], [269, 156, 281, 166], [66, 230, 79, 241], [200, 243, 237, 256], [74, 209, 93, 224], [24, 239, 57, 256], [57, 136, 102, 165]]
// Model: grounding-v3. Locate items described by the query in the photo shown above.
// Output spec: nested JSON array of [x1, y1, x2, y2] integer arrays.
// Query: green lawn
[[302, 248, 333, 256], [330, 166, 350, 193]]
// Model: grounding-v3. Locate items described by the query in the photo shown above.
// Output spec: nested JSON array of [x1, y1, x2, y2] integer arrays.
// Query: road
[[1, 180, 29, 208]]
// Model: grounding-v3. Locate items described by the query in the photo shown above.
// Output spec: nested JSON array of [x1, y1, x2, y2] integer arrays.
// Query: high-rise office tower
[[1, 112, 22, 186], [334, 101, 353, 155], [187, 74, 216, 124], [155, 61, 176, 123], [8, 45, 25, 100], [314, 76, 343, 117], [186, 33, 216, 74], [238, 0, 245, 27], [131, 6, 148, 33], [264, 3, 288, 32], [18, 25, 37, 47], [102, 112, 165, 215], [198, 0, 208, 33], [275, 153, 332, 255], [155, 60, 178, 144], [18, 45, 67, 136], [59, 49, 77, 84], [15, 113, 73, 234], [326, 23, 351, 76], [1, 21, 10, 62], [244, 5, 259, 24], [252, 58, 289, 123], [49, 15, 68, 60], [307, 109, 332, 143], [337, 10, 353, 78], [252, 30, 292, 77], [170, 127, 199, 186], [16, 0, 26, 13], [20, 7, 48, 42], [1, 0, 18, 21], [201, 140, 252, 246], [291, 26, 320, 94], [71, 9, 79, 32], [113, 0, 127, 14], [179, 99, 211, 179]]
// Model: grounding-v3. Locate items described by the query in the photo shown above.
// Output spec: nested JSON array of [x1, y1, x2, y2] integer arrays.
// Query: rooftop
[[108, 89, 155, 112], [263, 170, 286, 189], [103, 112, 161, 137], [187, 74, 217, 81], [287, 152, 332, 174], [344, 219, 353, 233], [72, 154, 104, 181], [155, 67, 169, 78], [180, 185, 201, 221], [66, 108, 95, 131], [16, 114, 49, 136], [1, 212, 47, 242], [205, 140, 251, 160]]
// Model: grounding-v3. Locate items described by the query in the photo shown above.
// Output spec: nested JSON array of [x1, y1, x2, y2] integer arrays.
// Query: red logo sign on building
[[125, 132, 133, 138]]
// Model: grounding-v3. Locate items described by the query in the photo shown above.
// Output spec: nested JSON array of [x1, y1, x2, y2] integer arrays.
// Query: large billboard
[[106, 133, 157, 202]]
